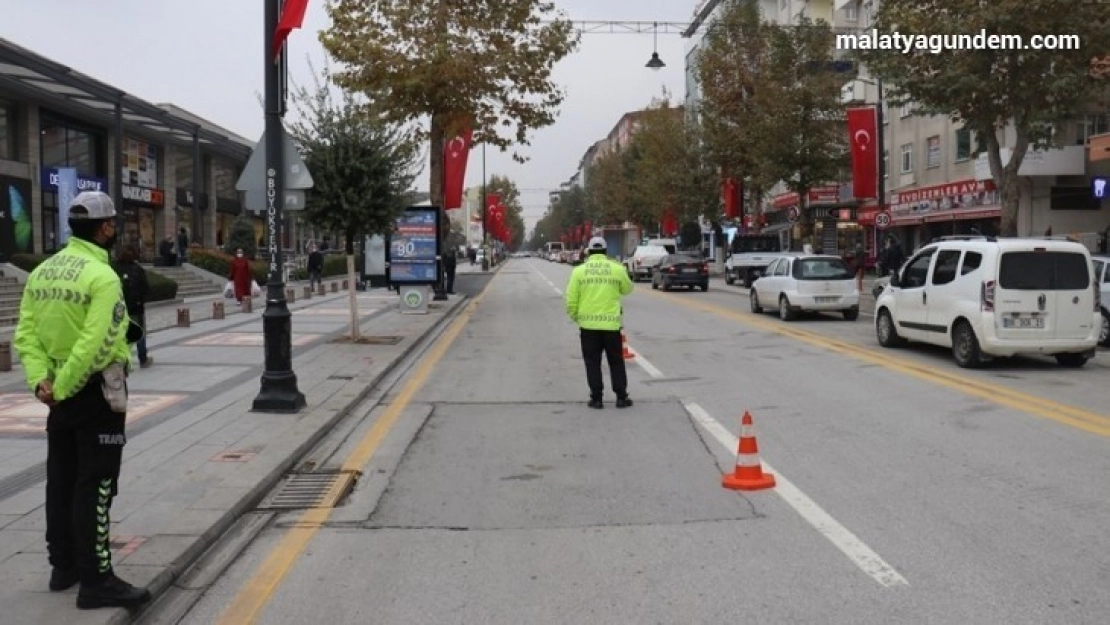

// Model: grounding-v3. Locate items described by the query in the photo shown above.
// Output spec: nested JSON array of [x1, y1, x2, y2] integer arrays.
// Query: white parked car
[[749, 254, 860, 321], [874, 236, 1101, 368], [1090, 254, 1110, 346]]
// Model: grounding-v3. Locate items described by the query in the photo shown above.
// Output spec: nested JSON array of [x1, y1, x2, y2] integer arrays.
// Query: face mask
[[237, 252, 243, 257]]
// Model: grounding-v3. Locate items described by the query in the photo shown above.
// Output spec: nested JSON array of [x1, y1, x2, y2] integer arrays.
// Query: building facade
[[0, 38, 265, 263]]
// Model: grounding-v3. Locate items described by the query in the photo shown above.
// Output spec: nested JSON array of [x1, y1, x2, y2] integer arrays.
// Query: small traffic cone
[[722, 411, 776, 491], [621, 331, 635, 360]]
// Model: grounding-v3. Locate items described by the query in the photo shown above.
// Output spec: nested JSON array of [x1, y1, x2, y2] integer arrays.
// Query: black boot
[[587, 398, 603, 409], [49, 567, 79, 591], [616, 396, 633, 409], [77, 574, 152, 609]]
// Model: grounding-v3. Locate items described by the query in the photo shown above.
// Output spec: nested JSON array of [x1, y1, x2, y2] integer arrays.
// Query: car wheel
[[662, 279, 671, 292], [876, 309, 905, 347], [750, 290, 763, 314], [1055, 353, 1089, 367], [843, 307, 859, 321], [778, 296, 796, 321], [725, 271, 735, 285], [1100, 309, 1109, 346], [952, 321, 983, 368]]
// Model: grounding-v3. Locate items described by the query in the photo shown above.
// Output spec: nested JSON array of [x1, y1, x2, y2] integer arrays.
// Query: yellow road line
[[649, 290, 1110, 437], [217, 293, 488, 625]]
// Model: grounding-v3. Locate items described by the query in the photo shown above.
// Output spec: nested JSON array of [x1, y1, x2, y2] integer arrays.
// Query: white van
[[874, 236, 1101, 368]]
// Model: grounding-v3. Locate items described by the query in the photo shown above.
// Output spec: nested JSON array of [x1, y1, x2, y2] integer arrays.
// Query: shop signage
[[771, 185, 842, 209], [890, 179, 998, 214], [40, 167, 106, 193], [121, 184, 165, 206], [122, 137, 159, 188]]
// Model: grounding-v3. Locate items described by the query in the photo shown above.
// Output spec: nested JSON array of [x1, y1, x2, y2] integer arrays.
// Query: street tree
[[321, 0, 578, 216], [859, 0, 1110, 236], [585, 150, 633, 227], [287, 67, 421, 340]]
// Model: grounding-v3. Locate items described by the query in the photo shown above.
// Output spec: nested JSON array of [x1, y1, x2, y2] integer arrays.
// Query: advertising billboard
[[0, 176, 34, 261], [389, 207, 440, 284]]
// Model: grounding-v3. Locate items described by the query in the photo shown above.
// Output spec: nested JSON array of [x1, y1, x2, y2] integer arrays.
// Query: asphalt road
[[157, 258, 1110, 625]]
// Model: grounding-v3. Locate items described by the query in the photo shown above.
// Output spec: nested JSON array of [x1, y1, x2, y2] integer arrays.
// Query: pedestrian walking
[[176, 227, 189, 265], [443, 246, 458, 294], [565, 236, 634, 409], [853, 243, 866, 292], [158, 235, 176, 266], [228, 248, 253, 304], [113, 244, 152, 368], [12, 190, 152, 609], [307, 244, 323, 289]]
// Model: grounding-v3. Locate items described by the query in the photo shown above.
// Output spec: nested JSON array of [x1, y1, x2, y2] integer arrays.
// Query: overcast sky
[[3, 0, 695, 229]]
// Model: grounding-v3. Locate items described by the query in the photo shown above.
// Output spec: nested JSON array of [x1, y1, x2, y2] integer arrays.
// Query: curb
[[114, 294, 471, 624]]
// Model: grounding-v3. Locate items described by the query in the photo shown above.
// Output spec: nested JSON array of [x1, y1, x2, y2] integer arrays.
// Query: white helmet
[[587, 236, 607, 251]]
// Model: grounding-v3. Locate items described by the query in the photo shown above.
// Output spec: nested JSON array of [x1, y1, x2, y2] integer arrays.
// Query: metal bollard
[[317, 284, 326, 296], [0, 341, 11, 372], [342, 279, 349, 290], [330, 282, 338, 293], [177, 308, 190, 328], [242, 297, 253, 313], [212, 301, 224, 320], [285, 288, 296, 303], [303, 286, 312, 299]]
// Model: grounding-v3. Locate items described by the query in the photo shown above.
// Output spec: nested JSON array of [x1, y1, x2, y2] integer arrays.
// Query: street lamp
[[645, 22, 665, 70]]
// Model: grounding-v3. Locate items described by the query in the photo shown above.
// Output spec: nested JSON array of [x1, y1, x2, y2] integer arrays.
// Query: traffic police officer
[[14, 191, 151, 609], [565, 236, 634, 409]]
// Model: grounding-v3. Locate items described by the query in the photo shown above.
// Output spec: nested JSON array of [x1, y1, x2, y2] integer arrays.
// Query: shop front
[[770, 185, 863, 255], [40, 167, 108, 254], [175, 187, 208, 246], [215, 197, 242, 248], [120, 184, 165, 261], [889, 179, 1000, 249]]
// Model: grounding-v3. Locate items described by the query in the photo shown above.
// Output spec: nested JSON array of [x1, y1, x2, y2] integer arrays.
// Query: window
[[955, 127, 972, 161], [901, 249, 936, 288], [960, 252, 983, 275], [900, 102, 913, 118], [775, 259, 789, 277], [845, 3, 859, 21], [39, 117, 104, 174], [931, 250, 961, 285], [926, 136, 941, 169], [1075, 115, 1109, 145], [999, 252, 1089, 290], [793, 258, 853, 280], [0, 99, 15, 160], [900, 143, 914, 173]]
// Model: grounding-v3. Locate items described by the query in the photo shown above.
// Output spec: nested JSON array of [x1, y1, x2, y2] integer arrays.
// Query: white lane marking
[[532, 264, 563, 295], [684, 401, 910, 588], [632, 349, 664, 378]]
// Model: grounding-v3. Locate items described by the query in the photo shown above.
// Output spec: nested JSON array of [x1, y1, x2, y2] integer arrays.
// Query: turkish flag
[[722, 178, 740, 219], [847, 107, 878, 200], [272, 0, 310, 61], [661, 209, 678, 236], [485, 193, 500, 235], [443, 126, 473, 210]]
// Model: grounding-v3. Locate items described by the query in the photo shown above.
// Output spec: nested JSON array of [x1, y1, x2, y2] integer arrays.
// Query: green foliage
[[288, 65, 422, 255], [223, 217, 258, 259], [186, 248, 232, 280], [146, 271, 178, 302], [857, 0, 1110, 235], [679, 222, 703, 252], [321, 0, 579, 212]]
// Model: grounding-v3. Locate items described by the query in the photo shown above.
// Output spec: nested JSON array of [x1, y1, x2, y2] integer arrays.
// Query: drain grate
[[331, 335, 403, 345], [258, 470, 358, 510]]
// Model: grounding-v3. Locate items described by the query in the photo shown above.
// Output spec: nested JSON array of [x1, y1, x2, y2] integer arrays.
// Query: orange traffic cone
[[621, 331, 635, 360], [722, 411, 776, 491]]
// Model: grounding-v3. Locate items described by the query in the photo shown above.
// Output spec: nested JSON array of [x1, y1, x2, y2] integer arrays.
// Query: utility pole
[[252, 0, 305, 413]]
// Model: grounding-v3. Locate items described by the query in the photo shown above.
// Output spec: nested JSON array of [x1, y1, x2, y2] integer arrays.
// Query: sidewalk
[[0, 274, 473, 623]]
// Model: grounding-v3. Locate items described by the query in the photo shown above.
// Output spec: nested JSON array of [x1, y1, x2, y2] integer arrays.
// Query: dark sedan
[[651, 254, 709, 291]]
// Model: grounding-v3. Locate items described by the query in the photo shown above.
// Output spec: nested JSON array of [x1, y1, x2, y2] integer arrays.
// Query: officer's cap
[[587, 236, 607, 251], [69, 191, 116, 220]]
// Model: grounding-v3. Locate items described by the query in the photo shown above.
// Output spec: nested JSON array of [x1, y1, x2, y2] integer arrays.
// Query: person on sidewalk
[[12, 190, 152, 610], [565, 236, 634, 409], [113, 244, 152, 368], [443, 246, 458, 294], [158, 235, 176, 266], [176, 227, 189, 266], [228, 248, 253, 304], [307, 244, 323, 289]]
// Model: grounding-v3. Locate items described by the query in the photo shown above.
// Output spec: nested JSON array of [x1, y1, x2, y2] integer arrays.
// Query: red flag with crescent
[[485, 193, 500, 236], [847, 107, 878, 200], [661, 209, 678, 237], [443, 126, 473, 210], [722, 177, 740, 219], [272, 0, 310, 61]]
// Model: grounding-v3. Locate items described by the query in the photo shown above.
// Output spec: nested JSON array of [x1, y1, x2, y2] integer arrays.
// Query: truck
[[601, 226, 640, 262], [724, 234, 790, 287]]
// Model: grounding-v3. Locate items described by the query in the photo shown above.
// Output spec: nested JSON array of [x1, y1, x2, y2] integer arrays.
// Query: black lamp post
[[646, 22, 665, 70]]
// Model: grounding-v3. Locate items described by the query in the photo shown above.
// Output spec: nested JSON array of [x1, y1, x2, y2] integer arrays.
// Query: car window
[[1092, 259, 1107, 284], [792, 257, 853, 280], [999, 251, 1089, 290], [901, 249, 936, 289], [931, 250, 961, 285], [774, 259, 790, 276], [960, 251, 982, 275], [763, 259, 780, 275]]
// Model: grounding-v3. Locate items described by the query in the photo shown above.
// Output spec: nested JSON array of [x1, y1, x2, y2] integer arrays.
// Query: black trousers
[[579, 328, 628, 400], [444, 261, 457, 293], [45, 375, 126, 584]]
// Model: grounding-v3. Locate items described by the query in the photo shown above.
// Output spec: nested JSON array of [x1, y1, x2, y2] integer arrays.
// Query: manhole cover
[[257, 471, 358, 510]]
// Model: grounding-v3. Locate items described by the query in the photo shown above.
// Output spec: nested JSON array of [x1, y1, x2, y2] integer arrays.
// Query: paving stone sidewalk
[[0, 277, 470, 624]]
